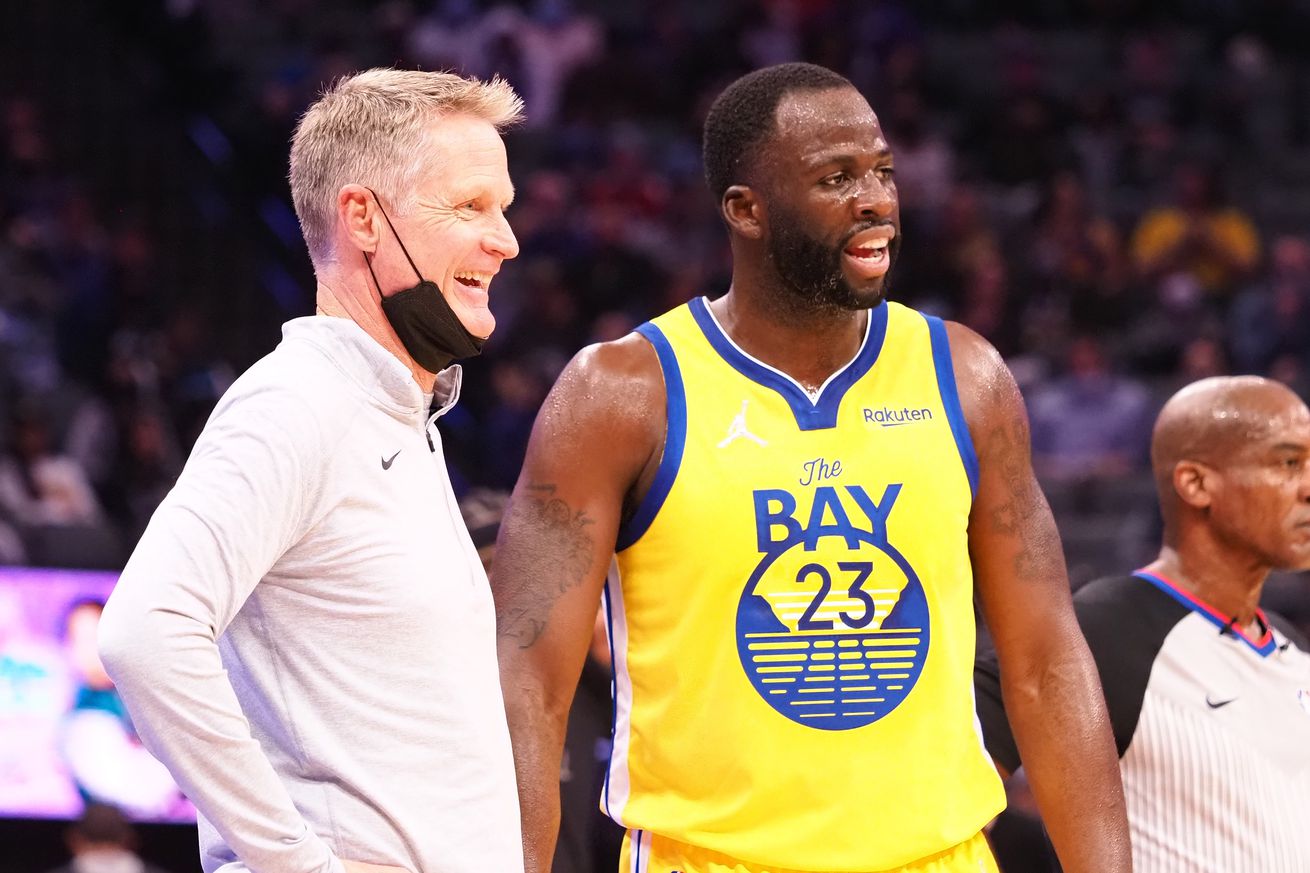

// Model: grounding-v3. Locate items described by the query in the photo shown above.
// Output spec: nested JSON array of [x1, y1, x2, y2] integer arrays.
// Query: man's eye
[[878, 166, 896, 179], [821, 173, 848, 186]]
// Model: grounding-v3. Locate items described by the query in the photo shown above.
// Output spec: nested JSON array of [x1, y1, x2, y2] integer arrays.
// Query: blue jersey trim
[[615, 322, 687, 552], [1133, 570, 1278, 657], [688, 296, 889, 432], [925, 315, 979, 498], [600, 582, 618, 819]]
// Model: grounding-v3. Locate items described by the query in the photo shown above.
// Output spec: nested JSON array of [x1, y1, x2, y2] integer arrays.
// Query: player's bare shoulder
[[527, 330, 667, 500], [941, 320, 1024, 433], [564, 332, 665, 413]]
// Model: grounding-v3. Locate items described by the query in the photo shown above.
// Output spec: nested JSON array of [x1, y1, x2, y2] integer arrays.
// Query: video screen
[[0, 565, 194, 822]]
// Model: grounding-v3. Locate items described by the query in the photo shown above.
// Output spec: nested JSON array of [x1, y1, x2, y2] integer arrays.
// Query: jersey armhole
[[615, 323, 687, 552], [972, 637, 1020, 775], [924, 315, 979, 498]]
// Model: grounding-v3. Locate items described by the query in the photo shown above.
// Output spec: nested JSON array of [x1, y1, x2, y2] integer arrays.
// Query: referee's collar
[[1133, 569, 1277, 657]]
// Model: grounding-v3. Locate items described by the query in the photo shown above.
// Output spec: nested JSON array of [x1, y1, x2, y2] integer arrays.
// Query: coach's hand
[[342, 861, 413, 873]]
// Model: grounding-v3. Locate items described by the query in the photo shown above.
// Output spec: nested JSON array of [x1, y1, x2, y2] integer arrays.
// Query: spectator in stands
[[1029, 335, 1152, 482], [100, 405, 183, 545], [0, 401, 102, 528], [1270, 354, 1310, 404], [1068, 89, 1125, 213], [8, 0, 1310, 608], [1027, 171, 1126, 301], [955, 248, 1024, 358], [1118, 33, 1187, 195], [0, 519, 23, 563], [1176, 335, 1230, 385], [1229, 233, 1310, 375], [43, 801, 173, 873], [1023, 171, 1138, 358], [980, 90, 1071, 191], [481, 356, 553, 490], [48, 191, 113, 386], [152, 307, 234, 450], [885, 89, 954, 225], [923, 182, 1000, 307], [1132, 160, 1261, 298], [408, 1, 601, 129]]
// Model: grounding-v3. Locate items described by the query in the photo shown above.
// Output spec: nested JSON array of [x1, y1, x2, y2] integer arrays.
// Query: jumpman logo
[[718, 400, 768, 448]]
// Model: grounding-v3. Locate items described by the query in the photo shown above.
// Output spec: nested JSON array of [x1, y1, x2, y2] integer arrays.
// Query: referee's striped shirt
[[975, 571, 1310, 872]]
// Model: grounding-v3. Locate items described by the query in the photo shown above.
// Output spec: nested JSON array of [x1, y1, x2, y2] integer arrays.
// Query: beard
[[766, 205, 897, 314]]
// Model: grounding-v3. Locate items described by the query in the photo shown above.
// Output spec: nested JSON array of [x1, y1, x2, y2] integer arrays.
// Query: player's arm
[[492, 335, 664, 873], [947, 322, 1131, 873]]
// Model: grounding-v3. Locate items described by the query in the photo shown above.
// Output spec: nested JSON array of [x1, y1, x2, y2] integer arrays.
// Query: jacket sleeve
[[99, 381, 343, 873]]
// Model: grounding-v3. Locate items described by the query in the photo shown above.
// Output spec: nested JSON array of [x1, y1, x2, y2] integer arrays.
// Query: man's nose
[[486, 212, 519, 260], [854, 173, 896, 220]]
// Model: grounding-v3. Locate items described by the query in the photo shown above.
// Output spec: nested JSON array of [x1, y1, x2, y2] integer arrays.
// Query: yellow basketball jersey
[[603, 297, 1006, 871]]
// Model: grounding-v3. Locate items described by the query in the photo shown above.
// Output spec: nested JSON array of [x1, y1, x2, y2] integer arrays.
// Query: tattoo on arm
[[495, 482, 598, 649], [984, 416, 1056, 580]]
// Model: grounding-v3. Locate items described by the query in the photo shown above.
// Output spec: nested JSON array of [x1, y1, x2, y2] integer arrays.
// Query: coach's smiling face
[[364, 115, 520, 341]]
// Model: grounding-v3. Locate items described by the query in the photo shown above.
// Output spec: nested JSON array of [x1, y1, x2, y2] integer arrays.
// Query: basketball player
[[977, 376, 1310, 871], [492, 63, 1130, 872]]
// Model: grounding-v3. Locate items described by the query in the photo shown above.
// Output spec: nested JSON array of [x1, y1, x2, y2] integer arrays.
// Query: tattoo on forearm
[[494, 482, 597, 649]]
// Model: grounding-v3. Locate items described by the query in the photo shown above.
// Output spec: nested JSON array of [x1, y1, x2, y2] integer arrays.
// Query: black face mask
[[364, 189, 485, 373]]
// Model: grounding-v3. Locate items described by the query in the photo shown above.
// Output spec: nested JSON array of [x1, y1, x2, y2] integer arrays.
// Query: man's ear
[[1173, 460, 1216, 510], [722, 185, 764, 240], [338, 185, 380, 254]]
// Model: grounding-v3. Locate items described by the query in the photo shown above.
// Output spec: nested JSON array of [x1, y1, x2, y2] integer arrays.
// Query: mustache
[[840, 220, 897, 249]]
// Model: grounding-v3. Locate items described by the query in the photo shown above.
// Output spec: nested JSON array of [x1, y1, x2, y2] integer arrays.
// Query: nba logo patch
[[1299, 689, 1310, 716]]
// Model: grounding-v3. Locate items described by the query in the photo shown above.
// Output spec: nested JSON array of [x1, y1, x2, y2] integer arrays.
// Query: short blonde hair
[[289, 68, 524, 266]]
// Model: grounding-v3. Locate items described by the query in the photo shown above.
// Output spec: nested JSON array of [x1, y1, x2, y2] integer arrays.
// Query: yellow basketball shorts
[[616, 829, 999, 873]]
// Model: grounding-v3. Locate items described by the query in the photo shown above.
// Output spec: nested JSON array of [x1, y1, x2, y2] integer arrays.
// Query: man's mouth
[[845, 238, 889, 265], [452, 271, 491, 290], [843, 229, 895, 278]]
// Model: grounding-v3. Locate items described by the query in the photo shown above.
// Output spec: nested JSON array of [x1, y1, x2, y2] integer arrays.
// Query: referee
[[976, 375, 1310, 872]]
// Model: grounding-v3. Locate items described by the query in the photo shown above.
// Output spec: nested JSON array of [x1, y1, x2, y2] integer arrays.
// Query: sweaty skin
[[492, 83, 1130, 873]]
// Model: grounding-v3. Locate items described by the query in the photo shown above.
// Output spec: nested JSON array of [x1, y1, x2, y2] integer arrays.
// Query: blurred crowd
[[3, 0, 1310, 584]]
